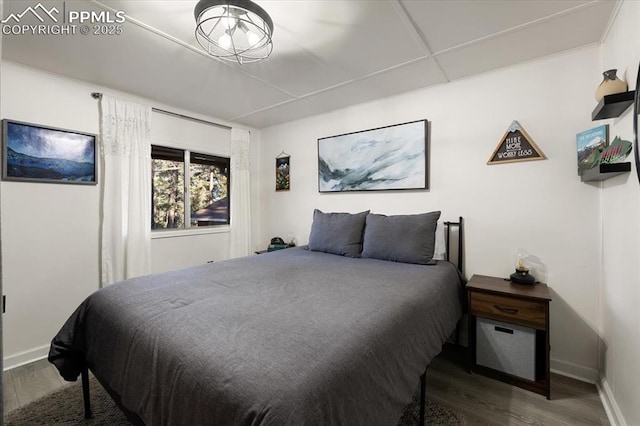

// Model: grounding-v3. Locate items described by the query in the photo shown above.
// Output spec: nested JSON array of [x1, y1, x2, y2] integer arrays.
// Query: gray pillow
[[362, 211, 441, 264], [308, 209, 369, 257]]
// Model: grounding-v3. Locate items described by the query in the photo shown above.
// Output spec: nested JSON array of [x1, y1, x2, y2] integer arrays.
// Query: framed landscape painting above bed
[[318, 119, 428, 192], [2, 119, 96, 185]]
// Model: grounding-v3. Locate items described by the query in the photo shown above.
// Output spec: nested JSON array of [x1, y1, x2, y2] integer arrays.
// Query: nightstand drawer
[[470, 291, 546, 329]]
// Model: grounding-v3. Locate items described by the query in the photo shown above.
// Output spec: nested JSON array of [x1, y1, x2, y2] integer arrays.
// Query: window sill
[[151, 225, 230, 239]]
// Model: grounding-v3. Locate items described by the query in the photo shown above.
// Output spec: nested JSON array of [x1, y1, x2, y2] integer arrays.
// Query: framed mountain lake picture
[[2, 119, 96, 185], [318, 119, 428, 192]]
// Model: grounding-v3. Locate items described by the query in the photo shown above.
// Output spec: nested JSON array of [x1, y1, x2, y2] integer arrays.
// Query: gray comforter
[[49, 247, 463, 425]]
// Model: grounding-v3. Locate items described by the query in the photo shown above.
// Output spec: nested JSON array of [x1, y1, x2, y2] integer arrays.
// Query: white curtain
[[99, 96, 152, 286], [229, 128, 252, 258]]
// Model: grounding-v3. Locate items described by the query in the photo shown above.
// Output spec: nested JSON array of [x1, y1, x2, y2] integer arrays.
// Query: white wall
[[0, 0, 5, 394], [149, 108, 232, 272], [0, 61, 260, 368], [598, 2, 640, 425], [1, 62, 101, 368], [258, 47, 604, 381]]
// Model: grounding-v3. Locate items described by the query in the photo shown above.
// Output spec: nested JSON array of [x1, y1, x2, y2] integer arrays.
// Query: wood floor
[[3, 357, 74, 415], [4, 345, 610, 425], [426, 345, 610, 425]]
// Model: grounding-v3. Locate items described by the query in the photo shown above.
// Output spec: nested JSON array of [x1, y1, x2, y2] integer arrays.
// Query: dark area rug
[[5, 378, 465, 425], [397, 396, 466, 426], [5, 378, 129, 426]]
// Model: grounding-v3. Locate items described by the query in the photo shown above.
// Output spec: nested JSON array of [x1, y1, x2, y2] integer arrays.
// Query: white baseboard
[[596, 374, 627, 426], [3, 344, 49, 371], [551, 360, 625, 426], [550, 358, 598, 384]]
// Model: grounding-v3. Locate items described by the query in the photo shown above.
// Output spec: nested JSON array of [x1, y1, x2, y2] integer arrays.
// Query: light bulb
[[221, 16, 236, 30], [246, 30, 260, 47], [218, 32, 231, 50]]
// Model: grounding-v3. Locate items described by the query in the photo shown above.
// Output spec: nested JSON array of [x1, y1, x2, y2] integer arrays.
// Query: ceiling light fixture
[[194, 0, 274, 65]]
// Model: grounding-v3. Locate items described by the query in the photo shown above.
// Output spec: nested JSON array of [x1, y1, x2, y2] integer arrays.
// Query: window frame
[[151, 144, 230, 232]]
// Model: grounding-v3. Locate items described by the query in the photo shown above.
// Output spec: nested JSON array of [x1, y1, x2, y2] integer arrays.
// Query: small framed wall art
[[276, 151, 290, 191], [488, 121, 546, 165], [2, 119, 96, 185], [576, 124, 609, 175]]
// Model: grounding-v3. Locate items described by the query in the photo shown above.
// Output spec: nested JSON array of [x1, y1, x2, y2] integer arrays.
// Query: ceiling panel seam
[[432, 0, 603, 57], [393, 0, 450, 83], [228, 56, 430, 121], [87, 0, 298, 100]]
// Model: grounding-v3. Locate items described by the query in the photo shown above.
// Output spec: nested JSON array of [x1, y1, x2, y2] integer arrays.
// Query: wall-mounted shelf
[[592, 91, 635, 120], [581, 162, 631, 182]]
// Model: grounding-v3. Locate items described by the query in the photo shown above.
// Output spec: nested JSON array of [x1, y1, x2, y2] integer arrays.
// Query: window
[[189, 151, 230, 227], [152, 145, 230, 230]]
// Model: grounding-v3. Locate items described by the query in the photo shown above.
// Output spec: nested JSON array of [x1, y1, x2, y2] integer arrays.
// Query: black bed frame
[[81, 217, 465, 426], [418, 217, 464, 426]]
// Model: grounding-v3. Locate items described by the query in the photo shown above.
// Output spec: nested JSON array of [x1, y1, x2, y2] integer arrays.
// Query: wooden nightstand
[[467, 274, 552, 399]]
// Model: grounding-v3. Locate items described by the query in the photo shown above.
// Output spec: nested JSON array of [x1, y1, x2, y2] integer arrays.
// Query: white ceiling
[[2, 0, 618, 128]]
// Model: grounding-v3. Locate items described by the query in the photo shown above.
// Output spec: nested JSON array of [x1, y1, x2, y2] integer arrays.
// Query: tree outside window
[[152, 145, 229, 230]]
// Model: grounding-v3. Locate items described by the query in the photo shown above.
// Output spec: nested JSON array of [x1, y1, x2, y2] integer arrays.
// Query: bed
[[49, 211, 464, 425]]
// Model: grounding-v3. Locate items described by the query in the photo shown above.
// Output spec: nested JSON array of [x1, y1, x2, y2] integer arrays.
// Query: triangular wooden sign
[[488, 121, 547, 165]]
